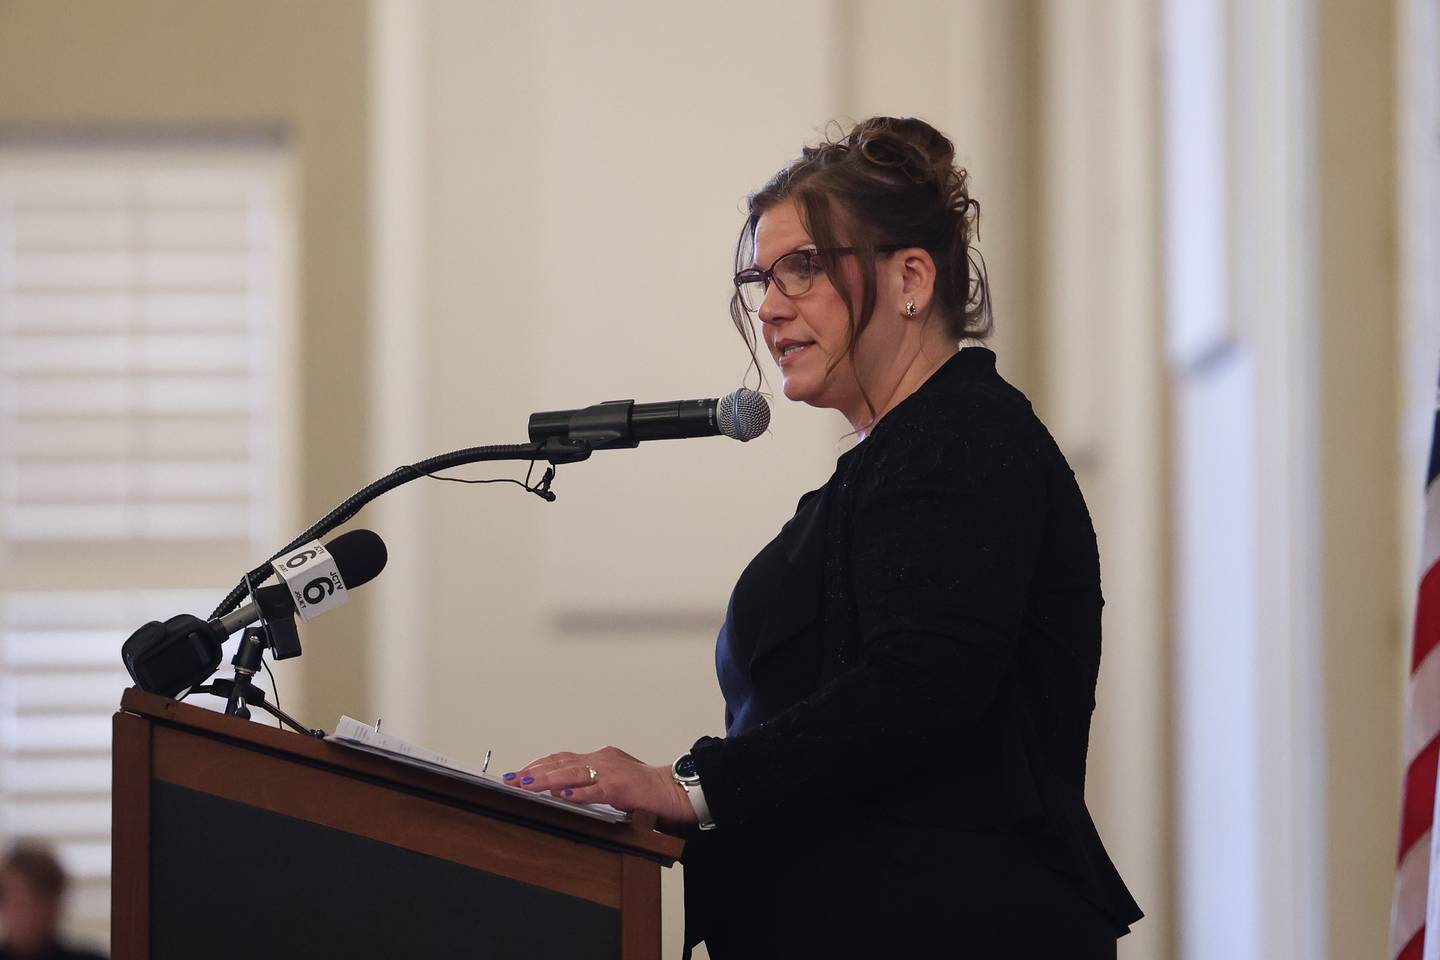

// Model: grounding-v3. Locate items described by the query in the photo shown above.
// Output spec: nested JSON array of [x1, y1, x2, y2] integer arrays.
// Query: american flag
[[1393, 372, 1440, 960]]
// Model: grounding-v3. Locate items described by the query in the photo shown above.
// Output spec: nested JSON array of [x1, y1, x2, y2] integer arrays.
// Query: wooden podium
[[111, 689, 683, 959]]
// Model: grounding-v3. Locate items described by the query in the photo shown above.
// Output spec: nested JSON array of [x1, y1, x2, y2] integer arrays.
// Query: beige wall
[[1034, 3, 1170, 956], [1316, 0, 1403, 953]]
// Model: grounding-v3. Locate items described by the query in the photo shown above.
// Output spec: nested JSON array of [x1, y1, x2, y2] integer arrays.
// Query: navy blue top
[[714, 484, 828, 738]]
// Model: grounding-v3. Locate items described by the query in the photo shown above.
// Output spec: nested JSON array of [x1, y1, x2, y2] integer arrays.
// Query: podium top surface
[[118, 687, 683, 863]]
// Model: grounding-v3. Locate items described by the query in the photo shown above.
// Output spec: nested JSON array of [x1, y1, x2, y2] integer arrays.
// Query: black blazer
[[684, 348, 1142, 955]]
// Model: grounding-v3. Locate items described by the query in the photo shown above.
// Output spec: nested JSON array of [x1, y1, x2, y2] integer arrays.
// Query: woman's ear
[[899, 247, 938, 317]]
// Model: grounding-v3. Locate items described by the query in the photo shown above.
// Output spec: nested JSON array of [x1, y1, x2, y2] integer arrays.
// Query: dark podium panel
[[113, 689, 682, 960]]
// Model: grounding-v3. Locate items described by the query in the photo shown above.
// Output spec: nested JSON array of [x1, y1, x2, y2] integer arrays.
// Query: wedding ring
[[587, 766, 599, 785]]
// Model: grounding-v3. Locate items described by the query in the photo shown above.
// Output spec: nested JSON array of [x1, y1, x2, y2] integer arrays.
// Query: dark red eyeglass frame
[[732, 242, 913, 310]]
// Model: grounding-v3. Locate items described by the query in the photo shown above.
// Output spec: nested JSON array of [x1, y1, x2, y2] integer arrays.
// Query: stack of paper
[[327, 716, 630, 824]]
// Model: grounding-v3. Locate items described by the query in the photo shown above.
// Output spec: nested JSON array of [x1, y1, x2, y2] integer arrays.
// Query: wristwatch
[[672, 753, 716, 831]]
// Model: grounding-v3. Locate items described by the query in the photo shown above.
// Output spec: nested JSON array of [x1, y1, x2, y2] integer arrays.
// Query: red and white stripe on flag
[[1392, 375, 1440, 960]]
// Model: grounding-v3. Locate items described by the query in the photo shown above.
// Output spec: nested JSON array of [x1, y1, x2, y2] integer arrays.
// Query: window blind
[[0, 142, 287, 542]]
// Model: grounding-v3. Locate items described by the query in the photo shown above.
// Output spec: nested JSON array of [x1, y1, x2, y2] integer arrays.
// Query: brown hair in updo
[[730, 117, 991, 410]]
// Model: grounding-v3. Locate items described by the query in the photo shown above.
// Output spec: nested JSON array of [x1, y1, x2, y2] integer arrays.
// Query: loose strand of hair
[[798, 186, 880, 428]]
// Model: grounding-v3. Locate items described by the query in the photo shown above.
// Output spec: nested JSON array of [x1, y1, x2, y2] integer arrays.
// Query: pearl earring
[[904, 299, 917, 317]]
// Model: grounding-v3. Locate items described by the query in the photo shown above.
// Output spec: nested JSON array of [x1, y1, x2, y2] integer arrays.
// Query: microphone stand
[[188, 625, 325, 738], [131, 438, 598, 729]]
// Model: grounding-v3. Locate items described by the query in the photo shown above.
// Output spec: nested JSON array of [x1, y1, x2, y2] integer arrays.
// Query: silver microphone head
[[716, 388, 771, 442]]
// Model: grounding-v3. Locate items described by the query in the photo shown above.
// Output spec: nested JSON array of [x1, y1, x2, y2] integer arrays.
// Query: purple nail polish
[[563, 789, 573, 797], [502, 772, 516, 781], [521, 776, 534, 785]]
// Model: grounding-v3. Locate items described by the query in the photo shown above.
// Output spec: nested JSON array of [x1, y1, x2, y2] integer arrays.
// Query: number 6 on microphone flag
[[273, 539, 349, 622]]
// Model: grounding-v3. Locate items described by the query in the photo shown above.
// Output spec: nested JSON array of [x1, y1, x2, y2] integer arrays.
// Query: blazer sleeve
[[690, 409, 1049, 827]]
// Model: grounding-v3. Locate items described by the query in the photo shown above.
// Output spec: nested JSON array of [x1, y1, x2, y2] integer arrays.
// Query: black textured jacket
[[684, 346, 1142, 955]]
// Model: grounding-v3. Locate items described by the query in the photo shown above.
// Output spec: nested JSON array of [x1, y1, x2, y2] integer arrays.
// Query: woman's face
[[752, 200, 893, 414]]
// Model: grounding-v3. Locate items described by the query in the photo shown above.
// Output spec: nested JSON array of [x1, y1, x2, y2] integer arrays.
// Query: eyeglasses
[[732, 244, 910, 314]]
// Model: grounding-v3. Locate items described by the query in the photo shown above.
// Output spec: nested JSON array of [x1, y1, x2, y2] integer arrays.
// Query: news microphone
[[216, 529, 388, 636], [121, 529, 388, 698], [528, 388, 771, 450]]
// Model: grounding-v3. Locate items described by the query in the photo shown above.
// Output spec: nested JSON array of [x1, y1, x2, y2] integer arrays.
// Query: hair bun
[[849, 117, 955, 188]]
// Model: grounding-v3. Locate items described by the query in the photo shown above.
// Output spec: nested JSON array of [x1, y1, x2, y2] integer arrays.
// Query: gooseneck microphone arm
[[207, 437, 594, 621], [207, 388, 770, 621]]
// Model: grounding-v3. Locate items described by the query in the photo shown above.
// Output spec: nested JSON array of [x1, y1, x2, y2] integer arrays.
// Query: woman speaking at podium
[[511, 116, 1143, 957]]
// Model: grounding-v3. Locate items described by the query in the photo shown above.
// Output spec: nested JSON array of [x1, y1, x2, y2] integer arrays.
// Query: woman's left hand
[[503, 746, 698, 826]]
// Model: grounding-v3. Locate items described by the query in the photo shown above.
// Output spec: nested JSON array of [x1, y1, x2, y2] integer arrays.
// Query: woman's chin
[[779, 374, 814, 404], [780, 372, 840, 410]]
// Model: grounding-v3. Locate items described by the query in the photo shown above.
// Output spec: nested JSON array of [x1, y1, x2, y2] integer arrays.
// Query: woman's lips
[[776, 342, 814, 367]]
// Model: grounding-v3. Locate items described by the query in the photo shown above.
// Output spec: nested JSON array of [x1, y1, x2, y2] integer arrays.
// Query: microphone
[[216, 529, 388, 636], [528, 388, 771, 450], [121, 529, 388, 698]]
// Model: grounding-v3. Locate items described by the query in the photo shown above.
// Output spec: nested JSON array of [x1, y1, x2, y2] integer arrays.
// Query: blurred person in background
[[0, 847, 104, 960], [511, 116, 1142, 957]]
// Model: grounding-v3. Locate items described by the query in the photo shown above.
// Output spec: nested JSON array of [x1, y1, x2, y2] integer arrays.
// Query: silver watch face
[[672, 753, 700, 783]]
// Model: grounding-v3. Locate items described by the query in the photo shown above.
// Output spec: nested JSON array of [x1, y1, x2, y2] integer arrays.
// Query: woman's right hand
[[503, 746, 697, 826]]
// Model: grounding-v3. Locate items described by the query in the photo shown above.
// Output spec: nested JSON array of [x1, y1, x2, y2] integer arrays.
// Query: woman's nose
[[757, 283, 794, 325]]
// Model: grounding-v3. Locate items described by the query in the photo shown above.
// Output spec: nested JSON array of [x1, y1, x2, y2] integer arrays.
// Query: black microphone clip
[[264, 610, 303, 660], [553, 399, 640, 449]]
